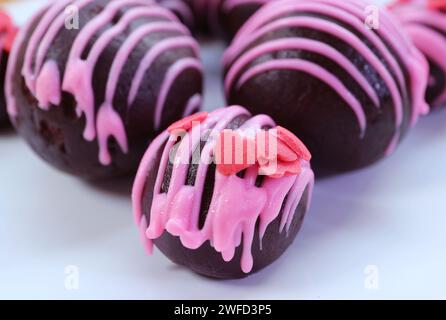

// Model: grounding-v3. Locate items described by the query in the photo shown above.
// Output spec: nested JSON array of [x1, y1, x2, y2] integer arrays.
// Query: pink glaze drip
[[132, 106, 314, 273], [5, 5, 50, 120], [8, 0, 202, 166], [35, 60, 61, 110], [182, 93, 202, 117], [225, 0, 429, 153], [392, 1, 446, 107]]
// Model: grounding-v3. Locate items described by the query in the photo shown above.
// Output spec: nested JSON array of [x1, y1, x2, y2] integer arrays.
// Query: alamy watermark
[[364, 264, 380, 290], [64, 265, 80, 291], [365, 5, 380, 30]]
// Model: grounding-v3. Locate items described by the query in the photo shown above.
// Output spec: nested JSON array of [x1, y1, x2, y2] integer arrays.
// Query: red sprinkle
[[0, 11, 18, 52], [277, 140, 298, 162], [428, 0, 446, 10], [263, 160, 302, 179], [167, 112, 208, 133], [276, 126, 311, 161]]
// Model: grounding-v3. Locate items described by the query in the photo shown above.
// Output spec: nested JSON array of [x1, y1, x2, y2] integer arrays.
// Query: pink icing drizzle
[[35, 60, 62, 110], [8, 0, 202, 166], [225, 0, 429, 153], [392, 1, 446, 107], [132, 106, 314, 273], [5, 5, 50, 120]]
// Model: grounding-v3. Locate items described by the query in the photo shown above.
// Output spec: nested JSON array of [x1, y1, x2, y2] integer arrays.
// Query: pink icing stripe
[[405, 24, 446, 106], [35, 60, 61, 109], [225, 16, 403, 129], [395, 7, 446, 30], [22, 0, 80, 93], [128, 36, 199, 106], [96, 102, 129, 165], [237, 58, 367, 137], [139, 215, 153, 255], [281, 170, 314, 234], [385, 129, 401, 156], [182, 93, 202, 117], [154, 58, 203, 129], [6, 4, 49, 119], [393, 4, 446, 109], [225, 38, 380, 107], [132, 106, 314, 273]]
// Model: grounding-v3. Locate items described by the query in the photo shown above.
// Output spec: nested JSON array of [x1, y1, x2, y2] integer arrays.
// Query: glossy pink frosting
[[224, 0, 429, 153], [132, 106, 314, 273], [6, 0, 202, 166]]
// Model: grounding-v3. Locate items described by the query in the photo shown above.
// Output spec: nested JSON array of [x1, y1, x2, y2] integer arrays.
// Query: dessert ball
[[391, 0, 446, 110], [0, 11, 18, 127], [6, 0, 203, 179], [224, 0, 429, 175], [133, 106, 314, 279], [156, 0, 268, 39]]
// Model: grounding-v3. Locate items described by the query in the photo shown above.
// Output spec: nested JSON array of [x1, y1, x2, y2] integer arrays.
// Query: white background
[[1, 0, 445, 300]]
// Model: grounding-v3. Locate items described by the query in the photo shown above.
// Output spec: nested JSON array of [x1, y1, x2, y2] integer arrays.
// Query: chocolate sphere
[[224, 0, 429, 175], [133, 106, 314, 279], [6, 0, 203, 179]]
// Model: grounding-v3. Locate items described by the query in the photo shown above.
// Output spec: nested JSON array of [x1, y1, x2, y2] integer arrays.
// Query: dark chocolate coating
[[225, 12, 414, 176], [0, 51, 9, 127], [141, 116, 310, 279], [9, 1, 202, 179], [426, 59, 446, 110], [218, 3, 263, 41], [155, 0, 263, 40]]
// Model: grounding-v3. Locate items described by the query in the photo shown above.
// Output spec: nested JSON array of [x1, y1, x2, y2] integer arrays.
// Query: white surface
[[1, 0, 446, 300]]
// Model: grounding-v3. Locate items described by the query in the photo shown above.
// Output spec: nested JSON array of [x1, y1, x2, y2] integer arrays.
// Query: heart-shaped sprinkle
[[276, 126, 311, 161], [167, 112, 208, 133]]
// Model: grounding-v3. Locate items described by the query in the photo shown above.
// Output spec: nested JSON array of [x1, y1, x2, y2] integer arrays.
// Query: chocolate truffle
[[391, 0, 446, 110], [224, 0, 429, 175], [6, 0, 203, 179], [0, 11, 18, 127], [133, 106, 314, 279]]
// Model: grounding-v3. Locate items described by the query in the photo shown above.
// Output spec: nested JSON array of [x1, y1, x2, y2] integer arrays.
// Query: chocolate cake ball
[[133, 106, 314, 279], [224, 0, 429, 175], [391, 0, 446, 110], [156, 0, 268, 39], [6, 0, 203, 179], [0, 11, 18, 127]]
